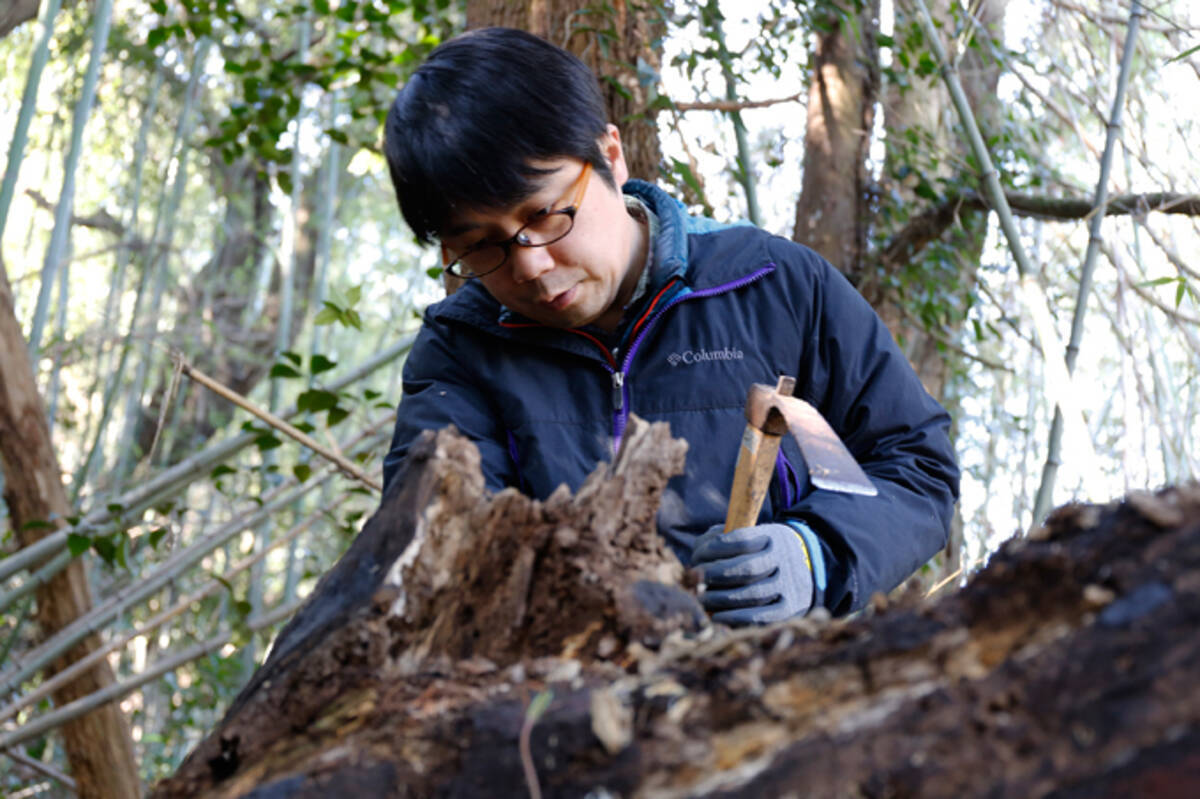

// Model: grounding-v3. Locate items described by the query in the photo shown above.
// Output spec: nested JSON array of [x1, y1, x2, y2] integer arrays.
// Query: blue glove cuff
[[785, 520, 826, 603]]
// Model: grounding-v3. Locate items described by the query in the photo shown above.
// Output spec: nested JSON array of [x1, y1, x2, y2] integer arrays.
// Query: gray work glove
[[691, 522, 814, 626]]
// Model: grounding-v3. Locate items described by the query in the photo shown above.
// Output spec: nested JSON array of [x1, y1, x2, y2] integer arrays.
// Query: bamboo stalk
[[910, 0, 1100, 517], [0, 597, 308, 753], [1032, 0, 1145, 523], [2, 746, 76, 792], [0, 0, 63, 244], [73, 66, 168, 502], [0, 472, 328, 697], [179, 358, 382, 493], [0, 550, 72, 615], [26, 0, 115, 358], [113, 39, 213, 489], [0, 426, 388, 696], [710, 4, 760, 226], [0, 334, 413, 583], [0, 497, 346, 725]]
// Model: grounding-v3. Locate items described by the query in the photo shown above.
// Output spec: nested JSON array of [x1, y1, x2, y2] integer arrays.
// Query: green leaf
[[283, 351, 302, 366], [293, 463, 313, 482], [277, 170, 294, 196], [114, 536, 129, 571], [1137, 277, 1176, 288], [294, 421, 316, 434], [211, 464, 237, 479], [345, 284, 362, 306], [255, 434, 283, 451], [234, 600, 253, 619], [327, 406, 350, 427], [270, 363, 303, 379], [106, 503, 124, 515], [150, 0, 167, 13], [426, 265, 443, 280], [311, 354, 337, 375], [1166, 43, 1200, 65], [147, 27, 168, 48], [314, 306, 340, 326], [149, 528, 169, 550], [93, 536, 117, 566], [22, 519, 55, 531], [363, 389, 381, 401], [1177, 280, 1186, 307], [68, 533, 91, 558], [298, 389, 339, 413]]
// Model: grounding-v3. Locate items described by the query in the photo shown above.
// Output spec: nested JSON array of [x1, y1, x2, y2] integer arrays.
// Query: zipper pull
[[612, 371, 625, 411]]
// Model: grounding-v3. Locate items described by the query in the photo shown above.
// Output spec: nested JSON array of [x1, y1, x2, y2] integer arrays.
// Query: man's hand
[[691, 523, 814, 625]]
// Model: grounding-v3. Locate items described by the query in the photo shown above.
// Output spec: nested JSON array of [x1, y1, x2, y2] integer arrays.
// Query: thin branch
[[177, 355, 382, 493], [2, 747, 76, 792], [881, 191, 1199, 269], [0, 334, 413, 585], [1049, 0, 1191, 34], [23, 188, 125, 236], [672, 91, 803, 113]]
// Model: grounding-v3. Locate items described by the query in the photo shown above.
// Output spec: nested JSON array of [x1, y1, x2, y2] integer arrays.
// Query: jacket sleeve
[[767, 238, 961, 616], [382, 312, 518, 495]]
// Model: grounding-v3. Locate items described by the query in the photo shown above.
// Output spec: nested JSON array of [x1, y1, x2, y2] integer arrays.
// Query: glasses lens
[[448, 244, 506, 278], [521, 211, 574, 246]]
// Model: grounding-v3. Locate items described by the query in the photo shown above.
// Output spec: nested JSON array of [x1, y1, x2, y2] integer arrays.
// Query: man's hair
[[384, 27, 615, 244]]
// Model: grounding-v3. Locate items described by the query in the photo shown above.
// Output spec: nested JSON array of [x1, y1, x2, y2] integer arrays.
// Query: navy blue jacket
[[383, 181, 960, 615]]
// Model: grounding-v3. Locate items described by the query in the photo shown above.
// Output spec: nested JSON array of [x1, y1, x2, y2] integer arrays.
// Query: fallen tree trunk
[[154, 419, 1200, 798]]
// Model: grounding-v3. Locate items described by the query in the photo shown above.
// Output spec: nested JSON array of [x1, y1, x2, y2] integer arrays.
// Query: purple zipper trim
[[506, 429, 527, 493], [776, 448, 801, 508], [611, 264, 777, 451]]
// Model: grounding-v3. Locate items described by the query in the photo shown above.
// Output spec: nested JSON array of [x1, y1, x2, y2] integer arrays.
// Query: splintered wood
[[154, 426, 1200, 798]]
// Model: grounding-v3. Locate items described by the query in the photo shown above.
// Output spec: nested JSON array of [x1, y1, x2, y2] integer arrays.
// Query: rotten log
[[155, 419, 1200, 797]]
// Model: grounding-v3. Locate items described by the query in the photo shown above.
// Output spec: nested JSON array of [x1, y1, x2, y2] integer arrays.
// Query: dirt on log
[[154, 419, 1200, 798]]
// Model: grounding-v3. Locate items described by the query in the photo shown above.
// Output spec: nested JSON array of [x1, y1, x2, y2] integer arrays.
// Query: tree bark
[[465, 0, 664, 181], [0, 0, 39, 41], [154, 418, 1200, 797], [0, 265, 140, 796], [792, 2, 879, 276]]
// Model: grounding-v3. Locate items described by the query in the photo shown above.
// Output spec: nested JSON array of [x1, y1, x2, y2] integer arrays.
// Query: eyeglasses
[[443, 161, 593, 279]]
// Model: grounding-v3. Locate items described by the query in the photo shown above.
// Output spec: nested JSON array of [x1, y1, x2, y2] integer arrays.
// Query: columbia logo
[[667, 347, 745, 367]]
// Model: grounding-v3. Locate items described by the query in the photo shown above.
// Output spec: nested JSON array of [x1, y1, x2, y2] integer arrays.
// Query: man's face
[[437, 127, 642, 330]]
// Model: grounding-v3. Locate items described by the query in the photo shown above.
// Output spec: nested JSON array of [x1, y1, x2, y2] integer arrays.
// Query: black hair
[[384, 27, 615, 244]]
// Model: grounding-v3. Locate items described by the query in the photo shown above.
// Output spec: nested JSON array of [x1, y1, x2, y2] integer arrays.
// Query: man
[[381, 27, 959, 625]]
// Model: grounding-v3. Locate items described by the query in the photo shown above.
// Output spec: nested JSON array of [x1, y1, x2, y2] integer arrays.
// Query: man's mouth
[[541, 285, 578, 311]]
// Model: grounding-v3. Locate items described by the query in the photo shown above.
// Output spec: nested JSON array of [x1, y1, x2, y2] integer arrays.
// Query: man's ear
[[599, 123, 630, 185]]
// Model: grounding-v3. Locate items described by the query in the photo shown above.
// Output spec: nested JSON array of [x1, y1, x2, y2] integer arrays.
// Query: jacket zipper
[[610, 265, 776, 452]]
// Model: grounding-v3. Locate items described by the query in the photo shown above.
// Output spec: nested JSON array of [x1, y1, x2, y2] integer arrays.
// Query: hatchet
[[724, 375, 877, 532]]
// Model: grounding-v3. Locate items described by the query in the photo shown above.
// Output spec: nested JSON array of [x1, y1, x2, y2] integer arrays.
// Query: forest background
[[0, 0, 1197, 795]]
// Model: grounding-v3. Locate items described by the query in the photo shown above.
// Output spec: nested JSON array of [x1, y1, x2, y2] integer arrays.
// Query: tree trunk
[[0, 266, 140, 796], [792, 2, 879, 276], [465, 0, 663, 181], [859, 0, 1008, 400], [154, 417, 1200, 797]]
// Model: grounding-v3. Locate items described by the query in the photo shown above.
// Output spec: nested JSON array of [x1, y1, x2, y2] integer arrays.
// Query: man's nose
[[508, 244, 556, 283]]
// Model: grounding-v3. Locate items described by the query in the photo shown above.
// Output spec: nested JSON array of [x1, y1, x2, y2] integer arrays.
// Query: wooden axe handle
[[724, 425, 783, 531]]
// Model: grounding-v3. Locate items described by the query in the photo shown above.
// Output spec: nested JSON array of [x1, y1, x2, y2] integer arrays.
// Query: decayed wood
[[156, 417, 1200, 798]]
